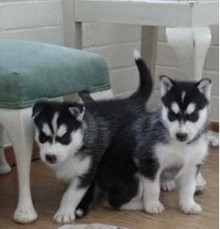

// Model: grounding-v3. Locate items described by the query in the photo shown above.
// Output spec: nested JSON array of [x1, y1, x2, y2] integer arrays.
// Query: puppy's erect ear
[[160, 75, 175, 97], [68, 103, 85, 121], [196, 78, 212, 101], [32, 101, 48, 119]]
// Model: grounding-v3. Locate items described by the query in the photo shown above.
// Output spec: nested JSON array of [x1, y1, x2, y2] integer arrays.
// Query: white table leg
[[140, 26, 158, 109], [166, 27, 211, 80], [62, 0, 82, 49], [90, 89, 114, 101], [0, 108, 37, 223], [141, 26, 158, 77]]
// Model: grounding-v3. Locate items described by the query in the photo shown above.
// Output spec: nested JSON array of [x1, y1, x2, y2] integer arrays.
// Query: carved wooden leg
[[165, 27, 211, 80], [0, 108, 37, 223], [0, 125, 11, 175]]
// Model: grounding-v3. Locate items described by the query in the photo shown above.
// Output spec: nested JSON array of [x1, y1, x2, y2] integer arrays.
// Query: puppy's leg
[[179, 166, 202, 214], [195, 171, 206, 194], [54, 178, 88, 224], [141, 174, 164, 214], [75, 182, 96, 218], [120, 199, 144, 210], [160, 167, 179, 192], [195, 164, 206, 194]]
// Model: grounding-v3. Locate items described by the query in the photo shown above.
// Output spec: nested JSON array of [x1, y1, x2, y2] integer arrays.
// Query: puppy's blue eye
[[187, 112, 199, 122], [168, 111, 179, 122]]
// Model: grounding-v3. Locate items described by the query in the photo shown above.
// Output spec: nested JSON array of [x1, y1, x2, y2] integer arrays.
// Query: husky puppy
[[82, 75, 211, 215], [136, 76, 211, 214], [32, 51, 153, 224]]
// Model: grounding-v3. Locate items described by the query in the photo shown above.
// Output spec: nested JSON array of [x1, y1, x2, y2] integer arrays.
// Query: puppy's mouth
[[46, 160, 57, 165]]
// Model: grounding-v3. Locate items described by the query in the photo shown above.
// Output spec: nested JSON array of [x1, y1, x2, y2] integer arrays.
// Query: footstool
[[0, 40, 112, 223]]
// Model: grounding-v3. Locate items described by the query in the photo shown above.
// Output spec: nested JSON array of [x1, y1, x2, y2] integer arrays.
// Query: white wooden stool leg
[[0, 108, 37, 223], [90, 89, 114, 101], [141, 26, 158, 77], [165, 27, 211, 80], [140, 26, 158, 109], [0, 125, 11, 175]]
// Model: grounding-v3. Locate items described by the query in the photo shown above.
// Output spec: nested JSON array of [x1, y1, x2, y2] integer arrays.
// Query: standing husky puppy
[[84, 75, 211, 215], [135, 76, 211, 214], [32, 51, 153, 223]]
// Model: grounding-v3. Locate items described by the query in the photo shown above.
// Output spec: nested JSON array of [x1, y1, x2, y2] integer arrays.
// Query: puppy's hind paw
[[53, 208, 76, 224], [161, 180, 176, 192], [180, 201, 202, 214]]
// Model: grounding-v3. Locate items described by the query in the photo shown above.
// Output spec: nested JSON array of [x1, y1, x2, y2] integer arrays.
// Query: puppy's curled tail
[[130, 49, 153, 103]]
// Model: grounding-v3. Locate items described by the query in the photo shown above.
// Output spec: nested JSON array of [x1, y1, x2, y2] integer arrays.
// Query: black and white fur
[[32, 50, 153, 224], [81, 75, 212, 215]]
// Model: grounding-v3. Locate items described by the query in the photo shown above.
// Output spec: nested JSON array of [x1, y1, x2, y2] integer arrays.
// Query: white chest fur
[[155, 135, 209, 171], [54, 156, 91, 182]]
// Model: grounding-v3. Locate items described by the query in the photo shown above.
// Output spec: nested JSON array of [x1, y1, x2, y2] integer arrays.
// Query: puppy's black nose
[[45, 154, 57, 164], [176, 132, 187, 142]]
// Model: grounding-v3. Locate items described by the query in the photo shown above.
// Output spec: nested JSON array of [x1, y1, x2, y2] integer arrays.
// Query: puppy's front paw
[[180, 201, 202, 214], [144, 201, 165, 214], [161, 180, 176, 192], [53, 207, 76, 224]]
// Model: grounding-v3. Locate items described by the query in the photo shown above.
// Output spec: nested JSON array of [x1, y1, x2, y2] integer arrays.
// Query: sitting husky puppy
[[32, 51, 153, 224], [80, 75, 211, 215]]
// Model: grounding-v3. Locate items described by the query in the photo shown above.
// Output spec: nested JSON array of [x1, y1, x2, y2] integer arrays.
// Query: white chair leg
[[90, 89, 114, 101], [141, 26, 158, 77], [0, 108, 37, 223], [165, 27, 211, 80], [140, 26, 158, 109], [0, 125, 11, 175]]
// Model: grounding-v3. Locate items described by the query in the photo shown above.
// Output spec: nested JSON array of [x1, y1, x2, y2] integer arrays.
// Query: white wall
[[83, 23, 141, 98], [0, 0, 64, 45], [0, 0, 218, 121]]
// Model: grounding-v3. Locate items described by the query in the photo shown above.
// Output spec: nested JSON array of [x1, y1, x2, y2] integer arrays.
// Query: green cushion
[[0, 40, 110, 109]]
